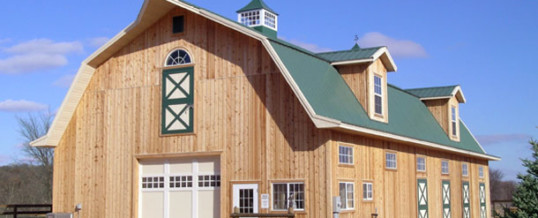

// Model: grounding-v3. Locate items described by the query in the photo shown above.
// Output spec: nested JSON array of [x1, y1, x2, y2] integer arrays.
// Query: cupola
[[237, 0, 278, 38]]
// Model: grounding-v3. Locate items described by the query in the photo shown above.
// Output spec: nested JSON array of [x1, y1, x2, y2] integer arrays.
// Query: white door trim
[[232, 184, 259, 213]]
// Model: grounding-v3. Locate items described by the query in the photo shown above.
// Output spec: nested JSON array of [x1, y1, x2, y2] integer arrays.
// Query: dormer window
[[374, 75, 383, 115], [451, 106, 457, 137]]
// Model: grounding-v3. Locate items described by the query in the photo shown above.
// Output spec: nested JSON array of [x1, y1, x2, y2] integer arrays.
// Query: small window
[[363, 182, 373, 201], [339, 145, 353, 165], [264, 11, 277, 29], [240, 10, 261, 26], [479, 166, 484, 178], [441, 160, 449, 174], [451, 106, 457, 137], [198, 175, 221, 188], [169, 175, 192, 188], [172, 16, 184, 34], [417, 157, 426, 172], [272, 183, 305, 211], [374, 75, 383, 115], [385, 152, 397, 169], [462, 163, 469, 177], [339, 182, 354, 210], [165, 49, 192, 67], [141, 176, 165, 189]]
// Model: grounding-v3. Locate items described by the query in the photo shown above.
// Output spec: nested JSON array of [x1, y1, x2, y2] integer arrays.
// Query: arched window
[[162, 49, 194, 135], [165, 49, 192, 66]]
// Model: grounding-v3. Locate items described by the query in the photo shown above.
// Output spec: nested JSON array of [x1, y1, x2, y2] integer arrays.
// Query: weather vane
[[354, 34, 359, 44]]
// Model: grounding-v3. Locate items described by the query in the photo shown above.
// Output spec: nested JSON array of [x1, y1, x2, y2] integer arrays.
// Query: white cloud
[[4, 39, 83, 55], [53, 74, 75, 88], [476, 134, 531, 146], [279, 37, 333, 53], [0, 38, 11, 44], [0, 99, 48, 112], [0, 39, 83, 74], [88, 37, 109, 48], [358, 32, 428, 58]]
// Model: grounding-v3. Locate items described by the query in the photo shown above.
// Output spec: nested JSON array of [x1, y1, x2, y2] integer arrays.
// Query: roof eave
[[329, 47, 397, 72]]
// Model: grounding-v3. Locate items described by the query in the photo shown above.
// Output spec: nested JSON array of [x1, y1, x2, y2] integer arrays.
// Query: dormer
[[317, 44, 397, 123], [237, 0, 278, 38], [406, 85, 466, 141]]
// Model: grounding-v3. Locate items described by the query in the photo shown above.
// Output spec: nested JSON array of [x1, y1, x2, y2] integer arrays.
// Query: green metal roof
[[237, 0, 278, 15], [269, 39, 486, 154], [406, 85, 459, 99], [316, 47, 383, 63]]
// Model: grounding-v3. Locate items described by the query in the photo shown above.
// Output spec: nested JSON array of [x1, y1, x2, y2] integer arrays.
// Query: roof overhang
[[31, 0, 495, 161], [330, 47, 397, 72], [419, 85, 466, 103]]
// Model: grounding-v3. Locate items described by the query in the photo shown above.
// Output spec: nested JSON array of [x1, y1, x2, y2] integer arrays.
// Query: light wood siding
[[423, 99, 450, 135], [336, 64, 369, 112], [51, 6, 491, 218], [52, 7, 332, 218], [331, 133, 491, 218]]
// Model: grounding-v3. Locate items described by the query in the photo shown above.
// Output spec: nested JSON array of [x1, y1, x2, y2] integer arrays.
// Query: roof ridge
[[405, 84, 459, 91], [316, 46, 384, 55]]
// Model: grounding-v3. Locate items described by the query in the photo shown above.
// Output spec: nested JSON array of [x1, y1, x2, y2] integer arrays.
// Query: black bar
[[0, 204, 52, 216]]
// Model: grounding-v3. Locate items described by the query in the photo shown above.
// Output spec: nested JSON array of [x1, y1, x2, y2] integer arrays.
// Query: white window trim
[[362, 182, 374, 201], [271, 182, 305, 212], [462, 163, 469, 177], [441, 160, 450, 175], [163, 49, 193, 67], [373, 74, 383, 116], [416, 156, 426, 172], [479, 166, 484, 178], [385, 152, 397, 170], [451, 106, 457, 137], [339, 182, 355, 210], [338, 145, 354, 165]]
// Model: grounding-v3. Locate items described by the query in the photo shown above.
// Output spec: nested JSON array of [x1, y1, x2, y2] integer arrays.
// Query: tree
[[15, 112, 54, 203], [490, 168, 505, 201], [502, 139, 538, 218]]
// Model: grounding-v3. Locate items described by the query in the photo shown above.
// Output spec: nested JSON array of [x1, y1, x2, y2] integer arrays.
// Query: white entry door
[[139, 157, 220, 218], [232, 184, 259, 214]]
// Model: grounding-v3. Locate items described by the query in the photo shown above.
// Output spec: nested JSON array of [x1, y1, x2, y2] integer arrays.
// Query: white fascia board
[[372, 47, 397, 72], [420, 96, 452, 101], [30, 64, 96, 147], [452, 86, 467, 103], [331, 58, 374, 66]]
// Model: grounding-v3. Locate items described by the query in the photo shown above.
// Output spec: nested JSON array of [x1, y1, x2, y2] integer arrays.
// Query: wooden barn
[[31, 0, 500, 217]]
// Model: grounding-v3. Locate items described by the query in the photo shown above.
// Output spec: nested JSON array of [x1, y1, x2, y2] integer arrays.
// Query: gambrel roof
[[31, 0, 498, 160]]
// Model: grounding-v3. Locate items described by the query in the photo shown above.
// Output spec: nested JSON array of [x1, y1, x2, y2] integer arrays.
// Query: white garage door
[[139, 157, 220, 218]]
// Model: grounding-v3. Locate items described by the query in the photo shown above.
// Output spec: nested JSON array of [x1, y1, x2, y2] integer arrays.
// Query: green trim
[[253, 26, 277, 38], [162, 67, 194, 135], [479, 183, 487, 218], [417, 179, 428, 218]]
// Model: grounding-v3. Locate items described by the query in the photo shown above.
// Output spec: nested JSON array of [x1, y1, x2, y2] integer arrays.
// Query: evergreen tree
[[503, 139, 538, 218]]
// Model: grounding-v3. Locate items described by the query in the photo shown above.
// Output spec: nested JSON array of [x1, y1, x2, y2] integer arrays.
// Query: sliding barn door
[[417, 179, 428, 218], [462, 181, 471, 218]]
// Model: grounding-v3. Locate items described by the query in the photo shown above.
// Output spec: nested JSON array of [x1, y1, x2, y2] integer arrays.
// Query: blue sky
[[0, 0, 536, 181]]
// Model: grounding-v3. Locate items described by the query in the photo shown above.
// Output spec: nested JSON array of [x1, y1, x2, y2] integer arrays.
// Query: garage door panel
[[169, 191, 192, 218], [169, 160, 193, 174], [141, 161, 165, 174], [197, 157, 220, 173], [142, 192, 164, 218], [198, 190, 220, 218]]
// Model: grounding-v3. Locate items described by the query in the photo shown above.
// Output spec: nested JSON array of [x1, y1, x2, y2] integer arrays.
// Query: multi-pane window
[[417, 157, 426, 172], [363, 182, 373, 201], [442, 160, 449, 174], [462, 163, 469, 177], [374, 75, 383, 115], [339, 182, 354, 210], [169, 175, 192, 188], [451, 106, 457, 137], [385, 152, 397, 169], [239, 189, 254, 213], [165, 49, 192, 67], [479, 166, 484, 178], [240, 11, 261, 26], [198, 175, 221, 188], [264, 11, 277, 29], [142, 176, 165, 189], [272, 183, 305, 210], [339, 145, 353, 165]]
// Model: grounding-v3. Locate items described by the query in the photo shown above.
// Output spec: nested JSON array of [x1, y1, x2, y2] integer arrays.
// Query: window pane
[[346, 183, 354, 208], [375, 96, 382, 114], [339, 183, 347, 209], [273, 184, 287, 210]]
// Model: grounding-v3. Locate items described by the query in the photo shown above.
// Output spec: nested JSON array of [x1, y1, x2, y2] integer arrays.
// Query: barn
[[31, 0, 499, 217]]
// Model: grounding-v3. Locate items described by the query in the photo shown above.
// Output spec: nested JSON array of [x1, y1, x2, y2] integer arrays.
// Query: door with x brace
[[162, 67, 194, 134]]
